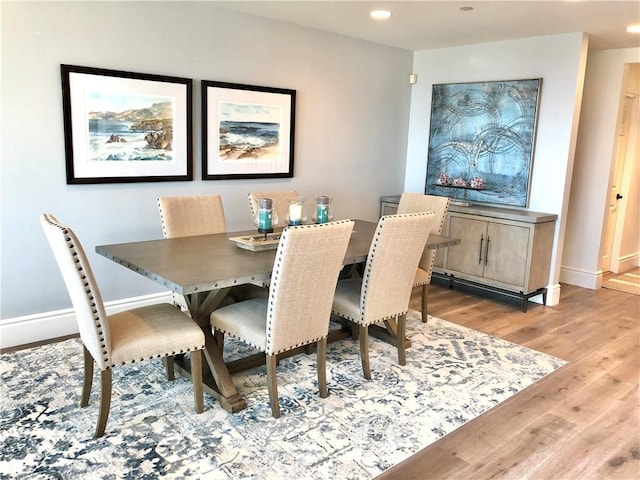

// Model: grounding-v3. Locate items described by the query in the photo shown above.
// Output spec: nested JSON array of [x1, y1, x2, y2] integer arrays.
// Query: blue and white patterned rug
[[0, 313, 565, 479]]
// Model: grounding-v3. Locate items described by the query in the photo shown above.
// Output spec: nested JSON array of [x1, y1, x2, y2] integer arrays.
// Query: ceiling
[[215, 1, 640, 51]]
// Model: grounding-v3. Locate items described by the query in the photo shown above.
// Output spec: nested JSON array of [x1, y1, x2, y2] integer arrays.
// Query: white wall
[[405, 33, 589, 306], [1, 2, 412, 330], [563, 49, 640, 288]]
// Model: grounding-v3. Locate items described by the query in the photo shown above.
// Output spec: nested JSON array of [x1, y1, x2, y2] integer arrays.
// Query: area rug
[[0, 313, 565, 479], [602, 269, 640, 295]]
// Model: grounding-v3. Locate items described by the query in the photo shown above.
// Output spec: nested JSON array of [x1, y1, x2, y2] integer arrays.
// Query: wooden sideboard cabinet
[[379, 195, 557, 311], [380, 196, 401, 216]]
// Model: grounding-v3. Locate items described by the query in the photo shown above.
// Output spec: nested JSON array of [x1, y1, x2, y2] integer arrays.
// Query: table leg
[[368, 317, 412, 349], [175, 288, 247, 413]]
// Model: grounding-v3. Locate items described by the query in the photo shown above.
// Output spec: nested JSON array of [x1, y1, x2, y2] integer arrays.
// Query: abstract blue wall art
[[426, 78, 542, 207]]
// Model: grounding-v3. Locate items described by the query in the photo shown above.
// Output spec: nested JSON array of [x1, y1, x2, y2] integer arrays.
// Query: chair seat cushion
[[108, 304, 204, 366], [413, 267, 429, 287], [331, 278, 363, 324], [210, 298, 269, 352]]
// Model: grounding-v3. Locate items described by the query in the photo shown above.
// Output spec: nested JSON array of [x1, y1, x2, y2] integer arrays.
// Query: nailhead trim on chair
[[397, 195, 451, 289], [157, 198, 169, 238], [247, 193, 257, 217], [216, 325, 324, 356], [417, 197, 450, 287], [47, 215, 207, 370], [217, 220, 353, 356], [216, 327, 264, 352], [341, 213, 421, 327], [360, 215, 382, 322], [56, 222, 111, 367], [108, 344, 205, 368]]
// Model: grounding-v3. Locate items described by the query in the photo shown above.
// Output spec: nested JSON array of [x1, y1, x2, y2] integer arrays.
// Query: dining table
[[96, 219, 461, 413]]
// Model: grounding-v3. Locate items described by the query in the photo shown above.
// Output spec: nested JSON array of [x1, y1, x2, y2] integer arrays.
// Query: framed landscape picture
[[425, 78, 542, 207], [61, 64, 193, 184], [202, 80, 295, 180]]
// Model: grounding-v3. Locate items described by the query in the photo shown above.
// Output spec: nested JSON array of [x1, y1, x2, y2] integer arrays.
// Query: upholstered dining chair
[[210, 220, 354, 418], [40, 213, 205, 438], [331, 212, 438, 379], [248, 190, 298, 227], [157, 194, 228, 314], [397, 192, 451, 323], [158, 194, 227, 239]]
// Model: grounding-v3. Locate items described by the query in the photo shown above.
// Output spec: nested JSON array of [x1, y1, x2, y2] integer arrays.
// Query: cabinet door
[[482, 222, 530, 288], [445, 216, 487, 277]]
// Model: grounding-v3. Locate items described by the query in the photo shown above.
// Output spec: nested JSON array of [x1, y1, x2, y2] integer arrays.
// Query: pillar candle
[[289, 204, 302, 225]]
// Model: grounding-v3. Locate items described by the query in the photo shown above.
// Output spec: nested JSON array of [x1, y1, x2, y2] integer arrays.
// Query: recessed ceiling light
[[460, 6, 474, 12], [370, 10, 392, 20], [627, 24, 640, 34]]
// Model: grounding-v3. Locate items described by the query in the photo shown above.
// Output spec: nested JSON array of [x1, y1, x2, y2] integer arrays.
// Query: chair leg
[[317, 338, 328, 398], [95, 369, 112, 438], [81, 346, 94, 407], [359, 324, 371, 380], [163, 356, 175, 381], [421, 285, 429, 323], [214, 329, 225, 349], [397, 314, 407, 366], [190, 350, 204, 414], [266, 353, 280, 418]]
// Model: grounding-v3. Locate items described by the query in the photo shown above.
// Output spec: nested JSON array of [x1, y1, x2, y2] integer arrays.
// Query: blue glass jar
[[313, 195, 333, 224], [256, 198, 274, 233]]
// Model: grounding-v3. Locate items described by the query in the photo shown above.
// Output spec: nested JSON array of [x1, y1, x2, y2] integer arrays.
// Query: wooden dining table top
[[95, 219, 460, 296]]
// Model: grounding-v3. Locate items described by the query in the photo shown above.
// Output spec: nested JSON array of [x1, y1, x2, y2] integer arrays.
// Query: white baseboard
[[545, 283, 562, 306], [559, 265, 602, 289], [524, 283, 561, 307], [612, 252, 640, 273], [0, 292, 173, 350]]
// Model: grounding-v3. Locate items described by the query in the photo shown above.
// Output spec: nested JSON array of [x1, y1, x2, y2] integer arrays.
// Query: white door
[[603, 94, 636, 273]]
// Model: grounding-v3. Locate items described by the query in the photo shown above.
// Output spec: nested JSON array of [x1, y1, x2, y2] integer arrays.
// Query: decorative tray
[[230, 233, 282, 251]]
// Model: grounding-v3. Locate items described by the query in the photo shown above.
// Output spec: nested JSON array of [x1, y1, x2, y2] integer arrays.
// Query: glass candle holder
[[285, 196, 307, 226], [255, 197, 278, 234], [313, 195, 333, 224]]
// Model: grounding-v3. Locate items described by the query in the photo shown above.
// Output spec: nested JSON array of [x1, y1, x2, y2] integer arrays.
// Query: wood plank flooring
[[377, 280, 639, 480]]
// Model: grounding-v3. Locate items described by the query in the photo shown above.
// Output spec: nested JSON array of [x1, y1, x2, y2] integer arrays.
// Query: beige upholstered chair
[[40, 213, 205, 438], [158, 194, 266, 316], [397, 192, 451, 323], [331, 212, 438, 379], [158, 194, 227, 238], [157, 194, 228, 314], [211, 220, 354, 418], [248, 190, 298, 227]]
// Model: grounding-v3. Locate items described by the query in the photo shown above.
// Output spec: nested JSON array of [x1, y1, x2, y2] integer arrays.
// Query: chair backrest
[[360, 212, 438, 325], [40, 214, 112, 369], [397, 192, 451, 275], [248, 191, 298, 226], [265, 220, 354, 355], [158, 195, 226, 238], [397, 192, 449, 233]]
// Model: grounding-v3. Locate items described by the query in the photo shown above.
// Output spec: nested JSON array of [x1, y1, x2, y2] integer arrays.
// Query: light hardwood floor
[[377, 280, 639, 480]]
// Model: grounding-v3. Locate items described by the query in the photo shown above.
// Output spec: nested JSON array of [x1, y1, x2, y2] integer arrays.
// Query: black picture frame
[[202, 80, 295, 180], [61, 64, 193, 184]]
